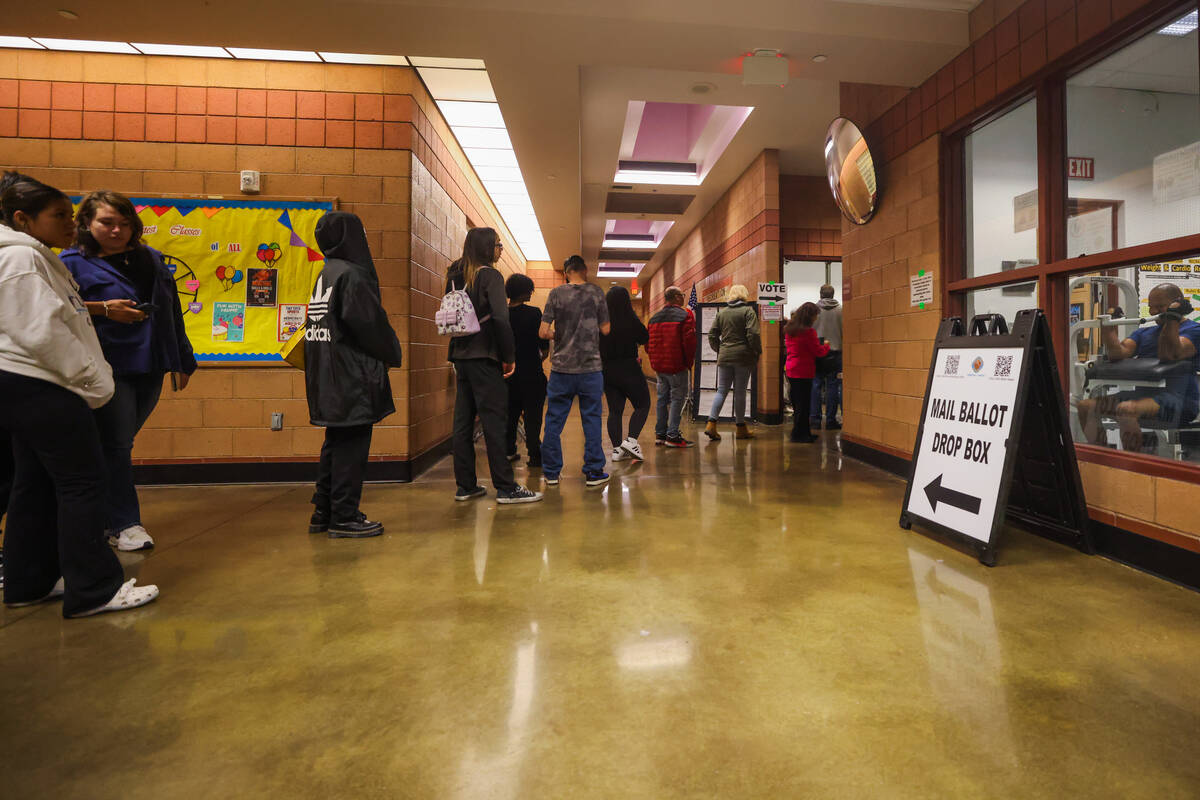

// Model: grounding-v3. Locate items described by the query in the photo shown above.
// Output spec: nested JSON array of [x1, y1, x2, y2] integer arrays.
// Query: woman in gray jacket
[[0, 173, 158, 617], [704, 284, 762, 441]]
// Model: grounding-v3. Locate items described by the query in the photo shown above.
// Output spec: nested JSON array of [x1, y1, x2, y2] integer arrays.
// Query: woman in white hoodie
[[0, 172, 158, 617]]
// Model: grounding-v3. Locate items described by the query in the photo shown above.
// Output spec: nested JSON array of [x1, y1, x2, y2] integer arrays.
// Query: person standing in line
[[503, 273, 549, 468], [810, 284, 843, 430], [785, 302, 830, 444], [0, 172, 158, 617], [600, 285, 650, 462], [304, 211, 407, 537], [446, 228, 543, 504], [647, 286, 697, 448], [539, 255, 612, 487], [703, 284, 762, 441], [61, 191, 197, 552]]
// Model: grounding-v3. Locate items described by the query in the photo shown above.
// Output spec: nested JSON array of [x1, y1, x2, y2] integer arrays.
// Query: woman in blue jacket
[[61, 191, 196, 552]]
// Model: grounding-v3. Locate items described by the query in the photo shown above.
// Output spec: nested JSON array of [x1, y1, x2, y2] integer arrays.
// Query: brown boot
[[735, 423, 755, 440], [704, 420, 721, 441]]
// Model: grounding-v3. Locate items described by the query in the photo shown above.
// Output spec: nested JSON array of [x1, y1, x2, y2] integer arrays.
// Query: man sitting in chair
[[1078, 283, 1200, 451]]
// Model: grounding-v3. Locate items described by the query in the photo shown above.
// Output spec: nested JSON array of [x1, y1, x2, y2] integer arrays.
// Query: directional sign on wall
[[900, 310, 1092, 565], [757, 282, 787, 303]]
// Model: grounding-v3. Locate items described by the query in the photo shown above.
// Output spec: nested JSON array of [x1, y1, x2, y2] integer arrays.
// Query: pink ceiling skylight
[[603, 219, 675, 249], [616, 101, 753, 185]]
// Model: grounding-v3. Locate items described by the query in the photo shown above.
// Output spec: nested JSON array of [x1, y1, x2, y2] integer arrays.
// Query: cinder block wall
[[0, 50, 529, 474]]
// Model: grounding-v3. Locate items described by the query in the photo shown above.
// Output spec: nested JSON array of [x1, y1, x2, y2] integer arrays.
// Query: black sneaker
[[665, 434, 695, 448], [497, 485, 544, 504], [654, 436, 667, 446], [585, 471, 610, 487], [455, 486, 487, 502], [328, 518, 384, 538], [308, 510, 330, 533]]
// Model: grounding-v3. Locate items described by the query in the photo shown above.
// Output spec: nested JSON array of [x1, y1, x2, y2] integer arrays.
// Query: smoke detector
[[691, 81, 717, 95], [742, 49, 789, 87]]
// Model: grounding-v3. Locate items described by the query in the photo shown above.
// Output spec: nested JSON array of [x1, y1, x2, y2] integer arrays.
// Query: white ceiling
[[5, 0, 972, 283]]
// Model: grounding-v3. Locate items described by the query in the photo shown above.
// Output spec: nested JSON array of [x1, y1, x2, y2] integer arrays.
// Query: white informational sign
[[701, 307, 718, 334], [910, 273, 934, 307], [757, 282, 787, 303], [906, 347, 1025, 543], [1013, 189, 1038, 233], [761, 303, 783, 322], [277, 304, 307, 342], [1153, 141, 1200, 205], [700, 363, 718, 389], [701, 333, 718, 361], [1066, 206, 1112, 258]]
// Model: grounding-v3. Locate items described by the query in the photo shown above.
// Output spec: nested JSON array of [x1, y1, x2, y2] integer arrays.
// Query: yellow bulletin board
[[74, 197, 333, 364]]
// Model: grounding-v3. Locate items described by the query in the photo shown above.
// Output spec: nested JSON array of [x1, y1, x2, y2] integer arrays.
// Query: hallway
[[2, 423, 1198, 799]]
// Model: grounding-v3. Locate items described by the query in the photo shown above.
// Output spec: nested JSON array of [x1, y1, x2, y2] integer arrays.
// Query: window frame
[[943, 0, 1200, 481]]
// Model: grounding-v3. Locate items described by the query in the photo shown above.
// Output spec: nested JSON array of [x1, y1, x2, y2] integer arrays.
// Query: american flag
[[687, 284, 698, 310]]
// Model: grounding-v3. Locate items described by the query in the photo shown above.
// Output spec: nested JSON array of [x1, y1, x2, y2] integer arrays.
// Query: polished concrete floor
[[2, 414, 1200, 799]]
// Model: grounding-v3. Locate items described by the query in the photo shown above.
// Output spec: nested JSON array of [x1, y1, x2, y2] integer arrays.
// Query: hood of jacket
[[726, 298, 748, 308], [316, 211, 378, 289], [819, 298, 840, 310], [0, 223, 58, 261]]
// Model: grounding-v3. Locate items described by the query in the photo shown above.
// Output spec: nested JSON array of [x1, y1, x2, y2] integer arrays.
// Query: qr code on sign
[[995, 355, 1013, 377], [945, 355, 960, 375]]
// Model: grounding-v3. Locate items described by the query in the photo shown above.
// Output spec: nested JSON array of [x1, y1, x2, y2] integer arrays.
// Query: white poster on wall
[[1012, 189, 1039, 233], [1066, 206, 1113, 258], [1153, 141, 1200, 205], [700, 363, 718, 389]]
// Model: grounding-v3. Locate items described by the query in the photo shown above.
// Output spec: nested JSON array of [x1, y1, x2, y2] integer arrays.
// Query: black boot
[[309, 510, 330, 534], [328, 514, 383, 538]]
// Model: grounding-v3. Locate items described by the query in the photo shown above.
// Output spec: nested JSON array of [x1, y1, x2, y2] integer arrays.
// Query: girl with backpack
[[600, 285, 650, 462], [445, 228, 542, 504], [784, 302, 830, 444]]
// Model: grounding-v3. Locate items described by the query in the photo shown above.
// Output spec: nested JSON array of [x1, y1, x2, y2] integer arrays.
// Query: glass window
[[965, 98, 1039, 277], [964, 281, 1040, 332], [1066, 10, 1200, 254], [1066, 253, 1200, 463]]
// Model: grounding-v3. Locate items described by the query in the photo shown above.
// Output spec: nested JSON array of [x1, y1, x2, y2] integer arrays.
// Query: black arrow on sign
[[924, 474, 982, 514]]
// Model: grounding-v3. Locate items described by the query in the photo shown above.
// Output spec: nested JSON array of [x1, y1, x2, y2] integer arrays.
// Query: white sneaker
[[611, 447, 631, 462], [109, 525, 154, 552], [6, 577, 64, 608], [620, 437, 644, 461], [68, 579, 159, 618]]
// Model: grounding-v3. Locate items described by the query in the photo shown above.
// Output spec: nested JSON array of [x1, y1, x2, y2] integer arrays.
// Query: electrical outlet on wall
[[271, 412, 283, 431]]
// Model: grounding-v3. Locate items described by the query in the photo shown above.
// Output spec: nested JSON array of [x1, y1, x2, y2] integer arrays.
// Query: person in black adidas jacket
[[304, 211, 403, 538]]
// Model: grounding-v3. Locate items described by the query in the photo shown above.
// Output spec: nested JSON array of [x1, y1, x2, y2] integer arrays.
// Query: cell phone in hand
[[134, 302, 158, 315]]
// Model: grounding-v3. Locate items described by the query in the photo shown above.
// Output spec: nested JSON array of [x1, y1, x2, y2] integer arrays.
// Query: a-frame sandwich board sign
[[899, 309, 1093, 566]]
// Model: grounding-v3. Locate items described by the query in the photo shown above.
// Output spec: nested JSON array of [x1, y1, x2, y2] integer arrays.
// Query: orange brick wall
[[645, 150, 783, 416], [0, 50, 531, 472], [779, 175, 843, 260]]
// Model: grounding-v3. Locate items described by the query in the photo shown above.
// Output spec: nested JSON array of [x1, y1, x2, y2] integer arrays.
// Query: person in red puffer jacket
[[785, 302, 831, 444], [647, 287, 698, 447]]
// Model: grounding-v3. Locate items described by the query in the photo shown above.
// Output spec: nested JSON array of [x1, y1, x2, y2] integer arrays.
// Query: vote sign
[[906, 347, 1024, 543], [757, 282, 787, 303]]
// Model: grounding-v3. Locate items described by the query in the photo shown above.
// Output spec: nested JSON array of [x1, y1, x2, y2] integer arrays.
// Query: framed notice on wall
[[691, 302, 758, 422], [72, 197, 336, 365]]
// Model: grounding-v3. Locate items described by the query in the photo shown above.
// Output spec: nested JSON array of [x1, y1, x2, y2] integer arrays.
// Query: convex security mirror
[[825, 117, 879, 225]]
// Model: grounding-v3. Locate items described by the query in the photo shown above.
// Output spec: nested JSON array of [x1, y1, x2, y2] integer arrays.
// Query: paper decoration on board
[[277, 210, 326, 262], [213, 302, 246, 343], [247, 268, 279, 308], [278, 304, 308, 342], [214, 265, 244, 292], [256, 242, 282, 268]]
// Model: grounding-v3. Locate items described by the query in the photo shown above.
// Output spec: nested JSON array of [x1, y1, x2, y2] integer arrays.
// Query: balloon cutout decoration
[[215, 265, 244, 292], [257, 242, 282, 268]]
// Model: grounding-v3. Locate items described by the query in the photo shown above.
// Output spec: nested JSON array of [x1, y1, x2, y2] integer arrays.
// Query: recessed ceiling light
[[57, 9, 78, 20], [811, 54, 828, 63], [319, 52, 408, 65], [1158, 10, 1197, 36], [0, 36, 44, 49], [691, 82, 716, 95], [33, 37, 138, 53], [132, 43, 232, 58], [226, 47, 321, 62]]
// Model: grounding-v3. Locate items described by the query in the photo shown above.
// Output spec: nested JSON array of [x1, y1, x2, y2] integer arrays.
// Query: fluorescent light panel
[[438, 100, 505, 128], [465, 148, 519, 168], [409, 56, 486, 69], [613, 170, 702, 186], [33, 38, 138, 53], [603, 238, 659, 249], [319, 52, 409, 65], [1159, 10, 1198, 35], [474, 165, 523, 182], [452, 127, 512, 149], [0, 36, 44, 49], [132, 43, 231, 58], [226, 47, 321, 61]]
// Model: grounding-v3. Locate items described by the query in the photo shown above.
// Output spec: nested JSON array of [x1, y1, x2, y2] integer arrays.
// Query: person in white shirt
[[0, 172, 158, 617]]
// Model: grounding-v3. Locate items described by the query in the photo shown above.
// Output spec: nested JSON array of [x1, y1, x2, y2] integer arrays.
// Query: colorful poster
[[278, 304, 307, 342], [1138, 259, 1200, 322], [213, 302, 246, 343], [248, 268, 279, 307], [73, 198, 332, 363]]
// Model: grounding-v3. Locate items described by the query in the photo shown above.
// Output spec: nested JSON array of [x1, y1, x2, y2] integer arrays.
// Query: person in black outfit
[[304, 211, 404, 538], [447, 228, 542, 504], [0, 431, 10, 588], [600, 286, 651, 462], [503, 273, 549, 467]]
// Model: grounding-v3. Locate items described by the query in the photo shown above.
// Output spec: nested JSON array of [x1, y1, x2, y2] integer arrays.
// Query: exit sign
[[1068, 157, 1094, 180]]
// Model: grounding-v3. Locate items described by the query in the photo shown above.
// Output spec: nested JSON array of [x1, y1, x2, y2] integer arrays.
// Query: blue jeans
[[541, 371, 606, 477], [93, 372, 163, 532], [810, 351, 842, 423], [655, 371, 689, 438], [709, 364, 752, 422]]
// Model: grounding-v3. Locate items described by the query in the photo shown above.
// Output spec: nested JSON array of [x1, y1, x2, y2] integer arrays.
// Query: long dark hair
[[453, 226, 499, 288], [74, 190, 144, 256], [605, 285, 640, 333], [0, 171, 69, 229], [785, 302, 820, 335]]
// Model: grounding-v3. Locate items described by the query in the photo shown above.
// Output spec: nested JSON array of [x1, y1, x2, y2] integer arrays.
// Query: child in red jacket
[[784, 302, 831, 443]]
